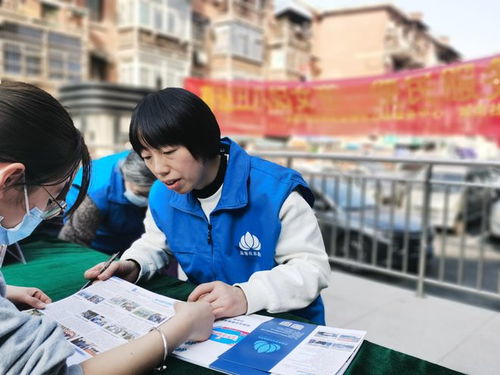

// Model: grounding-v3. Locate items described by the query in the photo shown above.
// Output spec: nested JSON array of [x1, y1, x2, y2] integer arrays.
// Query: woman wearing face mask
[[59, 151, 156, 254], [0, 82, 214, 375]]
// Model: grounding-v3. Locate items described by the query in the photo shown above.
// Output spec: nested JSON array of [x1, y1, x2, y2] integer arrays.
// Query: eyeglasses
[[40, 185, 67, 220]]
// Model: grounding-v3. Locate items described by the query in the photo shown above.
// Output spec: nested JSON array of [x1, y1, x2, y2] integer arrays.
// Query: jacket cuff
[[234, 280, 269, 315]]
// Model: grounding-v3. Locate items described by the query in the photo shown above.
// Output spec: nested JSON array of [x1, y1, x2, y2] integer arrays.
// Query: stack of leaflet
[[29, 278, 365, 374], [174, 316, 366, 375]]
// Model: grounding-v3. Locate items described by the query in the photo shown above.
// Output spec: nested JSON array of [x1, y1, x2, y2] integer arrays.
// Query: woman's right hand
[[84, 260, 140, 283], [172, 301, 214, 342]]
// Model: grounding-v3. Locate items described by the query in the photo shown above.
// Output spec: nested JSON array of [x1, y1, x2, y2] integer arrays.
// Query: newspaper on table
[[27, 277, 365, 374]]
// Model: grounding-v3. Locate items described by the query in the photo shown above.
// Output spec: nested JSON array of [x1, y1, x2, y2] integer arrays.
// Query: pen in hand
[[80, 252, 120, 290]]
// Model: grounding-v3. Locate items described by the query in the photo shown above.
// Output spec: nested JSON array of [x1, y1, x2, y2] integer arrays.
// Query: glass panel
[[139, 1, 151, 27], [26, 55, 41, 76], [1, 23, 42, 41], [4, 44, 21, 74], [154, 7, 163, 30], [167, 11, 176, 34], [87, 0, 103, 22], [49, 51, 64, 79], [49, 32, 81, 49]]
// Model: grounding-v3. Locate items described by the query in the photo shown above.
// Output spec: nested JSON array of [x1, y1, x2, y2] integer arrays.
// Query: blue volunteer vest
[[149, 138, 325, 324], [66, 151, 147, 254]]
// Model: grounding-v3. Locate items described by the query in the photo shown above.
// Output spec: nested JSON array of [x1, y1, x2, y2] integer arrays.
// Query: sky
[[279, 0, 500, 60]]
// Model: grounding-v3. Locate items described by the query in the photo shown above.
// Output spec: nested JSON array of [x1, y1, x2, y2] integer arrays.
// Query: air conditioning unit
[[194, 50, 208, 65]]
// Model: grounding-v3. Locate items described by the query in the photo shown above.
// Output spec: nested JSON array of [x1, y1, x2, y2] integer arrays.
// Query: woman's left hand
[[6, 285, 52, 309], [187, 281, 248, 319]]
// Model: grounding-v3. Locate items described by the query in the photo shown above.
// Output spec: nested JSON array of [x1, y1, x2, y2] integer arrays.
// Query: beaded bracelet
[[150, 326, 168, 372]]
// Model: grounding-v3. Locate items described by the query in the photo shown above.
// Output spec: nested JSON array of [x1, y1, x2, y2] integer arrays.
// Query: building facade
[[311, 4, 460, 80], [0, 0, 192, 93], [0, 1, 462, 89], [267, 1, 312, 81], [0, 0, 88, 95], [191, 0, 272, 81], [0, 1, 463, 155]]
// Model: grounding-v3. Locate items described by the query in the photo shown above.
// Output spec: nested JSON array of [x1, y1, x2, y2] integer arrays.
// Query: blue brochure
[[211, 318, 317, 374]]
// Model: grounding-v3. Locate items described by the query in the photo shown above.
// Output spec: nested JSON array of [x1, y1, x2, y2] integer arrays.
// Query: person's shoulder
[[249, 156, 303, 183]]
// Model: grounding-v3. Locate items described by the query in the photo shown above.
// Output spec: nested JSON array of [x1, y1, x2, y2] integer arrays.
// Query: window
[[3, 44, 21, 73], [168, 0, 188, 37], [48, 50, 82, 81], [154, 6, 164, 29], [1, 23, 42, 42], [2, 25, 81, 81], [139, 0, 151, 28], [26, 47, 41, 76], [214, 25, 230, 53], [48, 32, 81, 50], [49, 51, 64, 79], [222, 22, 263, 62], [87, 0, 103, 22], [253, 37, 263, 61], [117, 0, 188, 39], [68, 54, 82, 82], [166, 10, 176, 34], [122, 52, 187, 88], [270, 49, 285, 69]]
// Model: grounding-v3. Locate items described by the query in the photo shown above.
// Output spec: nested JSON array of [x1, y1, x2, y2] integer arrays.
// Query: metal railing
[[253, 151, 500, 302]]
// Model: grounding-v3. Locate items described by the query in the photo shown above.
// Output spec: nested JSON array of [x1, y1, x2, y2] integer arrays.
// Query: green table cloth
[[2, 238, 463, 375]]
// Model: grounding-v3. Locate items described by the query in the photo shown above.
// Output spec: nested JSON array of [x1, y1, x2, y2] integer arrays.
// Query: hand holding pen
[[80, 252, 120, 290], [83, 255, 141, 286]]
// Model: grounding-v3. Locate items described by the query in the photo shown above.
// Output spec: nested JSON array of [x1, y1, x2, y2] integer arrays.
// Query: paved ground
[[321, 270, 500, 375]]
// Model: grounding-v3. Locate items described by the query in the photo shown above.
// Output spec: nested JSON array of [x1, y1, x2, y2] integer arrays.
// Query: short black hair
[[129, 87, 221, 161], [0, 81, 91, 216]]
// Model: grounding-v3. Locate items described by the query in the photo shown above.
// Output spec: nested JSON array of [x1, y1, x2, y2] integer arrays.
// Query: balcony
[[213, 0, 266, 28]]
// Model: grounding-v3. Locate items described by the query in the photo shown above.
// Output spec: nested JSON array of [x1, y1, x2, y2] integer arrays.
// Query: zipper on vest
[[207, 223, 213, 244]]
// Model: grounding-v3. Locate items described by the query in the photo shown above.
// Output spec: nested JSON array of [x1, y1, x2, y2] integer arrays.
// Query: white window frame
[[118, 0, 189, 41]]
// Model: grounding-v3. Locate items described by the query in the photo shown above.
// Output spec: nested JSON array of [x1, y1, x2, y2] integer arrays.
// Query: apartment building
[[0, 1, 463, 155], [1, 1, 462, 88], [311, 3, 460, 80], [0, 0, 87, 95], [192, 0, 272, 81], [0, 0, 191, 93], [115, 0, 191, 88], [267, 1, 313, 81]]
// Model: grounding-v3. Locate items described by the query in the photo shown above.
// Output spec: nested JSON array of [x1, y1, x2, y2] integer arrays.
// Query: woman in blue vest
[[59, 150, 156, 254], [84, 88, 330, 324]]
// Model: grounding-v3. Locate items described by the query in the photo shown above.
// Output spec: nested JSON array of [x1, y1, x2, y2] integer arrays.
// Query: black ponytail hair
[[0, 81, 91, 216]]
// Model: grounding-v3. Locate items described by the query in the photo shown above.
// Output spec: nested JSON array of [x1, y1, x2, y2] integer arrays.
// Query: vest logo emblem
[[238, 232, 262, 257]]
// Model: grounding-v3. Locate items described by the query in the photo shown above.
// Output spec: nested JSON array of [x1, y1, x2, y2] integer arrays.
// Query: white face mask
[[124, 189, 148, 207], [0, 185, 44, 246]]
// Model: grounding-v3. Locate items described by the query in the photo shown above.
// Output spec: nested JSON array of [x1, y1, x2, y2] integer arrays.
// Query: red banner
[[185, 55, 500, 141]]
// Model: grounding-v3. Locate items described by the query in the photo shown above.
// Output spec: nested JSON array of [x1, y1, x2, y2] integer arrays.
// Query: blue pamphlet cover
[[211, 318, 317, 374]]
